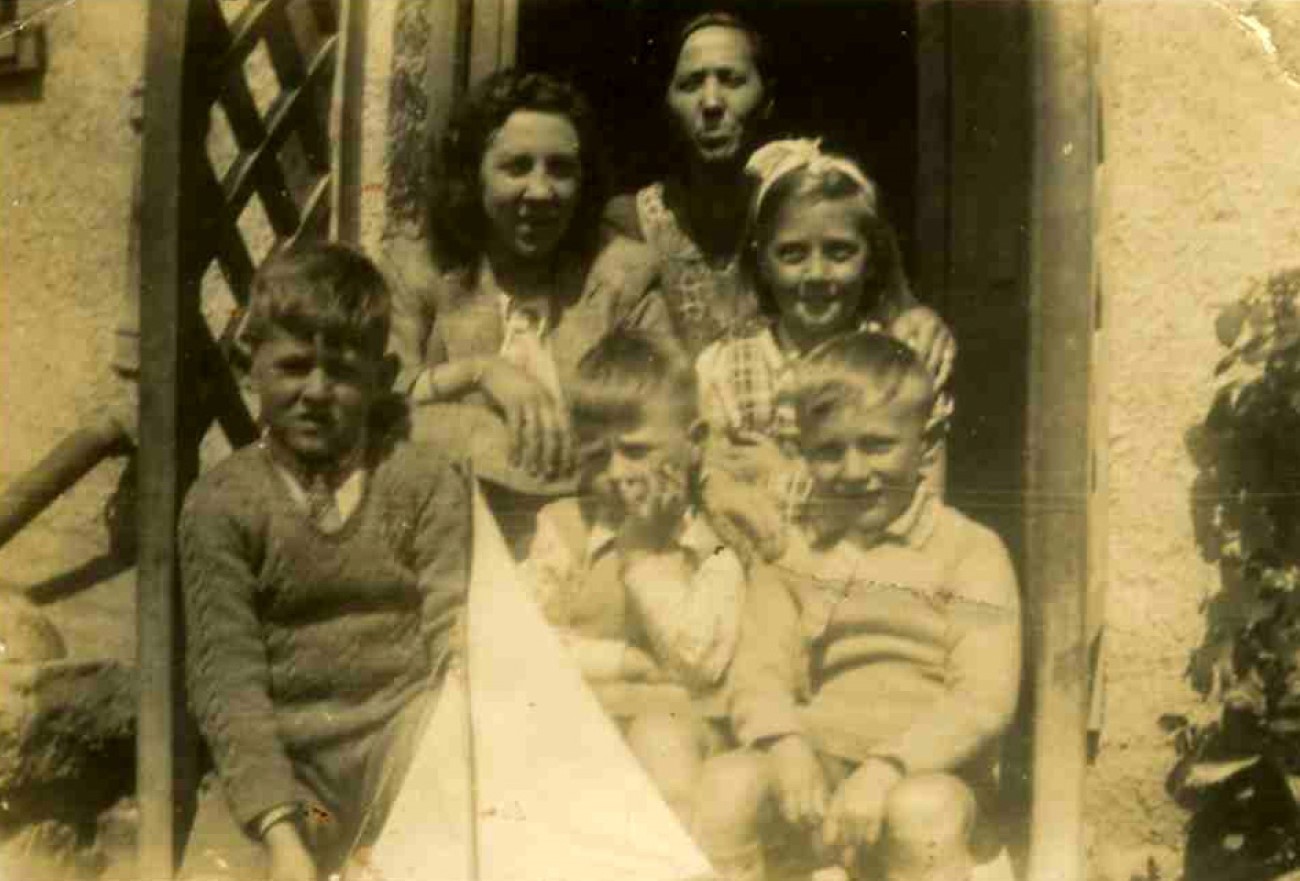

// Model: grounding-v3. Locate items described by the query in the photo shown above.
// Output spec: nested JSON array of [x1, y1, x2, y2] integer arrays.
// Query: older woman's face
[[666, 26, 766, 167], [480, 110, 582, 261]]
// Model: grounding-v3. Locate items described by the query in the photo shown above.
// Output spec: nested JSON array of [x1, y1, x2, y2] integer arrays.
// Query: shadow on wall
[[1168, 268, 1300, 881]]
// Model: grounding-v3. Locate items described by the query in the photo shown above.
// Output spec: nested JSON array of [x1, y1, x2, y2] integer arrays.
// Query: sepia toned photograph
[[0, 0, 1292, 879]]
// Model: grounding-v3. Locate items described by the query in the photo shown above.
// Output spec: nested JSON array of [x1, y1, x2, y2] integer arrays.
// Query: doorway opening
[[514, 0, 1029, 559]]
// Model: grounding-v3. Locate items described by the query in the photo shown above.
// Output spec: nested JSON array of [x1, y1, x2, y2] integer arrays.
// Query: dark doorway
[[514, 21, 1038, 848], [515, 0, 919, 272], [514, 0, 1031, 564]]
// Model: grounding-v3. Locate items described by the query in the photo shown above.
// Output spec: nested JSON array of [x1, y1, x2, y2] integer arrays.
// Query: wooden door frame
[[917, 3, 1099, 881], [1021, 5, 1097, 880], [137, 0, 368, 875]]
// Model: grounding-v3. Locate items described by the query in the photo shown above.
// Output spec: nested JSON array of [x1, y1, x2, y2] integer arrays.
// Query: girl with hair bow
[[696, 138, 955, 565]]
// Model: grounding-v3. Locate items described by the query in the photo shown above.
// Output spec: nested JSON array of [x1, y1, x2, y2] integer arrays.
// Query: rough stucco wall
[[0, 0, 146, 660], [0, 0, 394, 663], [1092, 0, 1300, 875]]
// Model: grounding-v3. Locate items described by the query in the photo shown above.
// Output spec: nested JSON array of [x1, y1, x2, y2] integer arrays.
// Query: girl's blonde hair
[[739, 140, 912, 326]]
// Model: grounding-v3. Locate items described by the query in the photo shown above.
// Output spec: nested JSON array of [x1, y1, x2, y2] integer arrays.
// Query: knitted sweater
[[728, 496, 1021, 774], [179, 441, 470, 828]]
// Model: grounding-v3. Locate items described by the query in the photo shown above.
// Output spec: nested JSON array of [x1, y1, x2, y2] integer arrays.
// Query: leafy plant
[[1170, 268, 1300, 880]]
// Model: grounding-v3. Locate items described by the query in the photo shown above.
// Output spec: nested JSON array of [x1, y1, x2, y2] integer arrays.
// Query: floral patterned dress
[[635, 182, 759, 358]]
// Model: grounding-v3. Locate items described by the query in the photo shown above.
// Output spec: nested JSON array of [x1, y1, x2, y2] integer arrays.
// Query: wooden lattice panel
[[189, 0, 347, 446], [136, 2, 362, 876]]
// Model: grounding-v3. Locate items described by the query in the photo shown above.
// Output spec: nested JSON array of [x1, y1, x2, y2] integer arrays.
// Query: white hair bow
[[745, 138, 878, 216]]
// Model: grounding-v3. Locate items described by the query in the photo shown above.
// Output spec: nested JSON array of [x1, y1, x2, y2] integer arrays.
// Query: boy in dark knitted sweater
[[178, 243, 470, 881]]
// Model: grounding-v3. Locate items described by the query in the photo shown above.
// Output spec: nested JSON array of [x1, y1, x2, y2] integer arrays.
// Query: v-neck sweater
[[179, 441, 470, 828]]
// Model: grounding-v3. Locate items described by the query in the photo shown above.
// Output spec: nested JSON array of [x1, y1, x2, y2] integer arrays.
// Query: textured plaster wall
[[0, 0, 394, 661], [1093, 0, 1300, 874], [0, 0, 146, 659]]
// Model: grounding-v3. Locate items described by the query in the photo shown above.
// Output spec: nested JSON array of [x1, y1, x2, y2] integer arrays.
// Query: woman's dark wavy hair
[[740, 162, 913, 326], [426, 69, 608, 273]]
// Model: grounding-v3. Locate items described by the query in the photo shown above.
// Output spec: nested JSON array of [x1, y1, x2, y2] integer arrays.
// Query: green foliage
[[1170, 268, 1300, 880]]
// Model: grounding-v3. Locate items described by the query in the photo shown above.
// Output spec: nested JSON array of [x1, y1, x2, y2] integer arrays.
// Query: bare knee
[[881, 774, 976, 879], [693, 750, 770, 833], [625, 711, 705, 815], [626, 710, 703, 757]]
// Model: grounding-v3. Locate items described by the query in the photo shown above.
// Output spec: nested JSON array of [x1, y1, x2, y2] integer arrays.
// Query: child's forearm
[[727, 563, 809, 747], [560, 632, 634, 681], [621, 547, 743, 688], [410, 357, 489, 404]]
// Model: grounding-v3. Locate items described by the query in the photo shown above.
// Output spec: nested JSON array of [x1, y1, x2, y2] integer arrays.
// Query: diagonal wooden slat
[[307, 0, 339, 37], [196, 2, 306, 238], [198, 158, 258, 303], [216, 0, 290, 80], [220, 35, 337, 220], [218, 83, 305, 236], [193, 321, 260, 447], [294, 175, 333, 242], [261, 3, 332, 171]]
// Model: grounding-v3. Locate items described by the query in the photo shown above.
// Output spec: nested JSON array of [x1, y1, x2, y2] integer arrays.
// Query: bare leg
[[880, 773, 976, 881], [691, 750, 770, 881], [624, 710, 706, 827]]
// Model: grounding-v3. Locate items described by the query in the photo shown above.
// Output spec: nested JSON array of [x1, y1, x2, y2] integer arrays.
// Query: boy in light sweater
[[521, 329, 747, 825], [693, 330, 1021, 881]]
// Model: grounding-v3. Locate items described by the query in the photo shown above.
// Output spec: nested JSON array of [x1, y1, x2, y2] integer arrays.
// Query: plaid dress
[[696, 326, 811, 523], [696, 323, 954, 523]]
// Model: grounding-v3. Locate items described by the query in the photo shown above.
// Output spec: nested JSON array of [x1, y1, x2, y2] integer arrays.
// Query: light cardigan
[[521, 496, 746, 712], [728, 491, 1021, 774], [388, 234, 671, 397]]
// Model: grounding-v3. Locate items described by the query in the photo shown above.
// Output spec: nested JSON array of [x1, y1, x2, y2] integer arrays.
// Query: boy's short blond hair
[[569, 329, 697, 434], [241, 240, 392, 358], [785, 329, 936, 436]]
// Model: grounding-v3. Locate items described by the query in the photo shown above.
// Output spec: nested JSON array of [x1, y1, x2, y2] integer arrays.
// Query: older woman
[[605, 11, 954, 370], [604, 12, 769, 357], [391, 70, 670, 553]]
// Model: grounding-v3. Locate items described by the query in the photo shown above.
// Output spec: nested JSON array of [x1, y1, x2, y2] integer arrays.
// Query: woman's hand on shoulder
[[705, 430, 788, 486], [889, 305, 956, 387], [477, 357, 574, 480]]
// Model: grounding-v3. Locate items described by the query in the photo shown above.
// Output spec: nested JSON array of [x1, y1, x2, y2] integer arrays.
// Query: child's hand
[[617, 461, 690, 551], [700, 469, 787, 565], [264, 821, 318, 881], [821, 757, 904, 865], [706, 430, 788, 487], [769, 734, 827, 829], [889, 306, 956, 387], [477, 357, 574, 479]]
